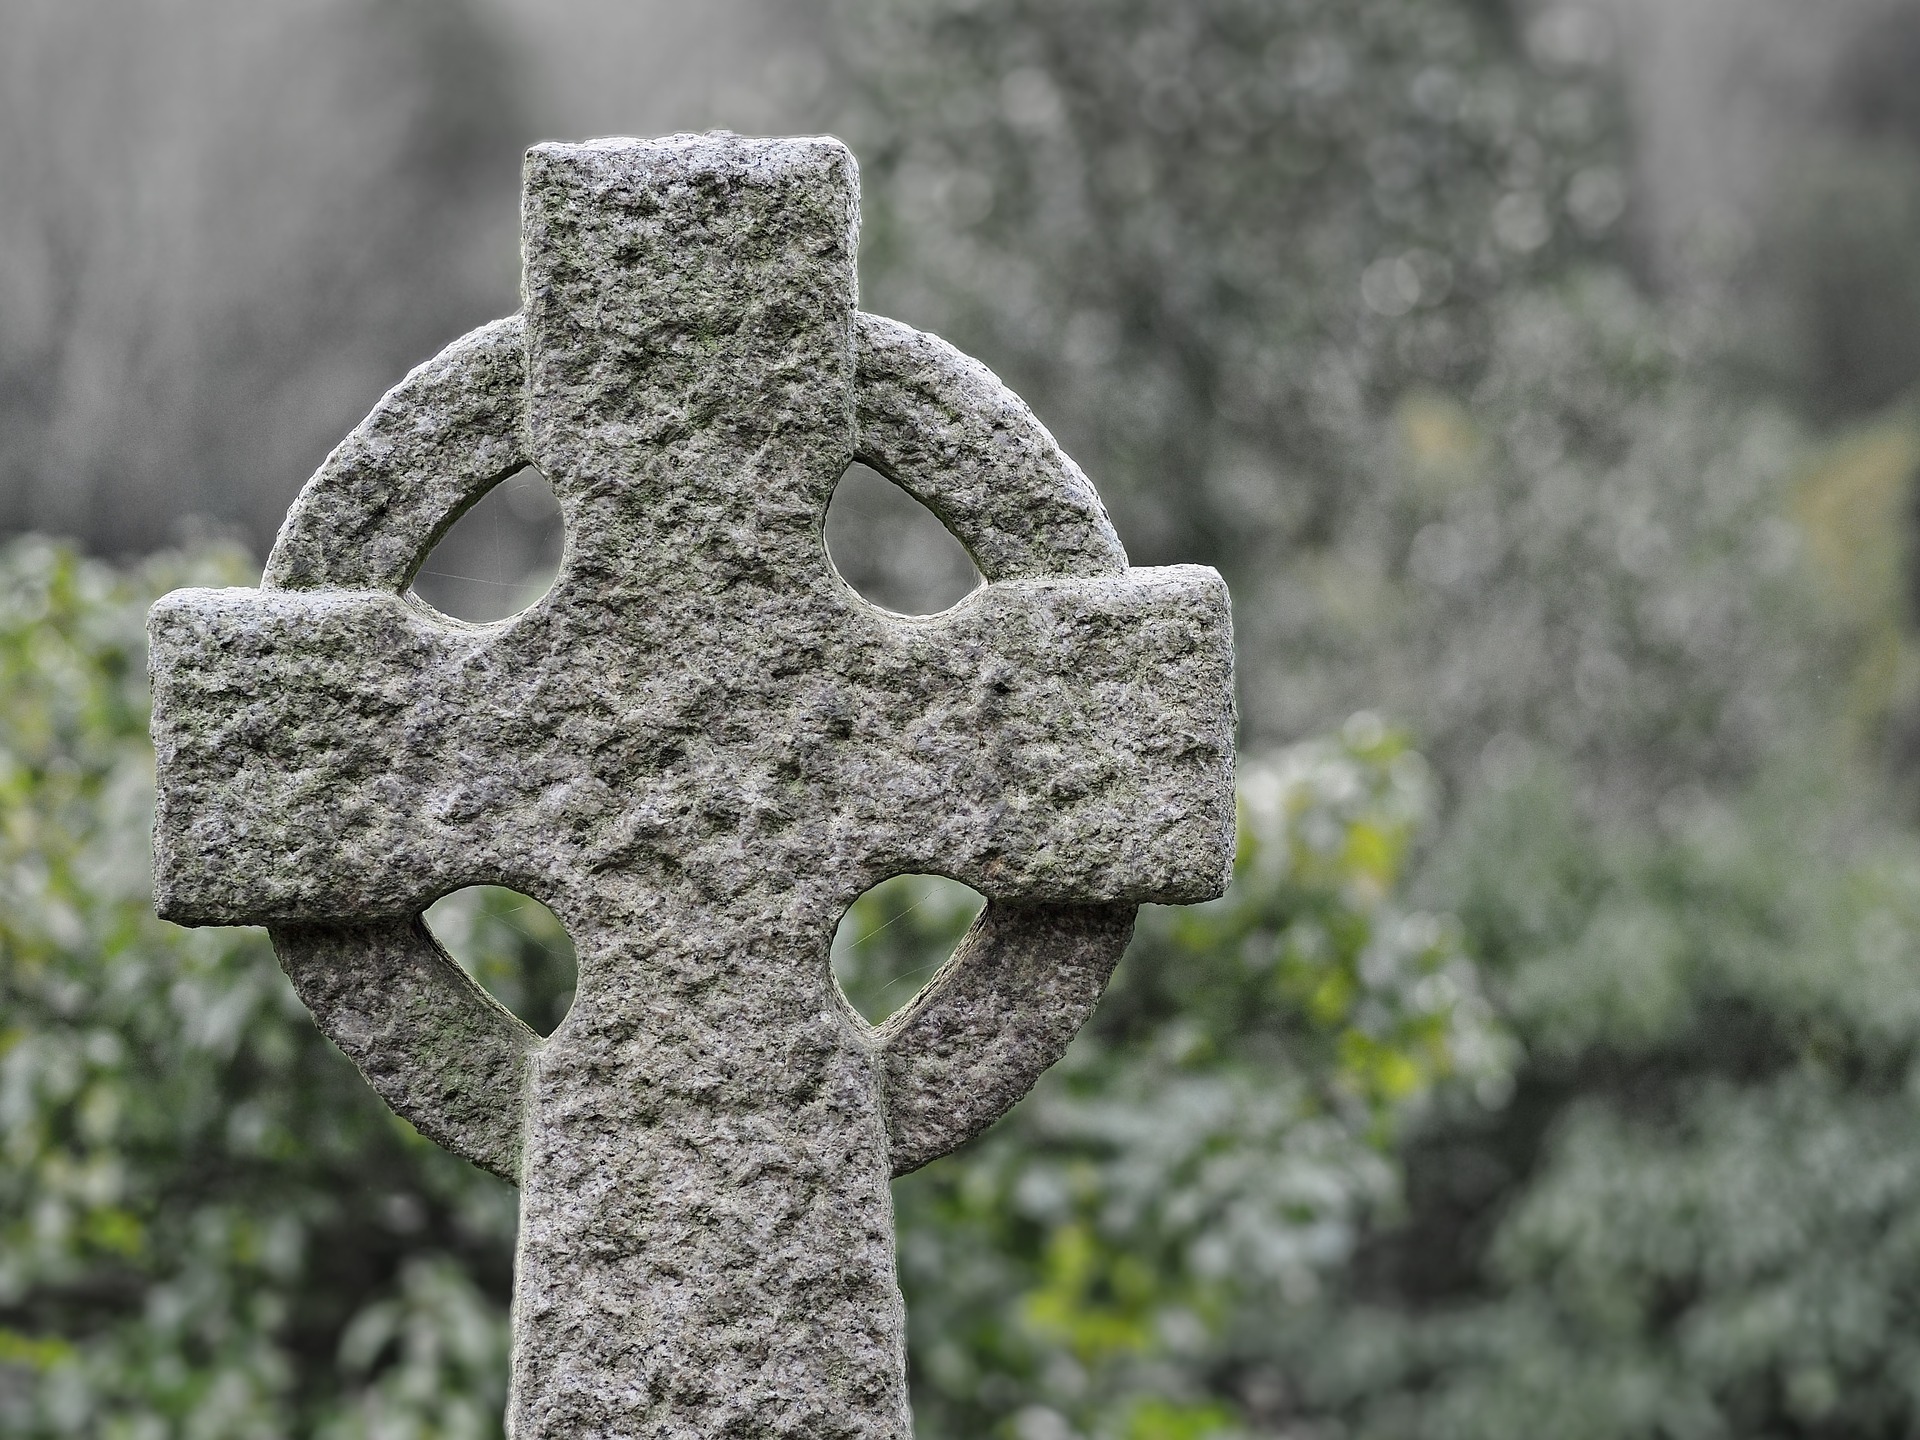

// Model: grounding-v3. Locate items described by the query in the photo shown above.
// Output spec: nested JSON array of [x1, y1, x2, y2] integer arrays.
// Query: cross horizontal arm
[[823, 569, 1237, 902], [149, 569, 1235, 925]]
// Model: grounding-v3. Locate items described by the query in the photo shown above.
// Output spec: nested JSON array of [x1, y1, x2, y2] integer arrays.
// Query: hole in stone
[[410, 466, 564, 623], [830, 874, 986, 1025], [423, 886, 578, 1038], [825, 462, 981, 615]]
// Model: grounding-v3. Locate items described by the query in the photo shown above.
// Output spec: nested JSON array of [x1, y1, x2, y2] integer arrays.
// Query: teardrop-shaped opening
[[410, 466, 563, 622], [825, 462, 982, 615], [423, 886, 577, 1037], [830, 874, 986, 1025]]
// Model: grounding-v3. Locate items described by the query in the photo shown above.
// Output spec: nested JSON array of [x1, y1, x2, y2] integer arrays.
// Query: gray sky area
[[501, 0, 1910, 288], [489, 0, 829, 139], [0, 0, 1906, 557], [0, 0, 830, 555], [1597, 0, 1905, 280]]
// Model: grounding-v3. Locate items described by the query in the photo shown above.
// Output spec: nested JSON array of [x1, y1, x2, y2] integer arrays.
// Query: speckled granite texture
[[150, 134, 1236, 1439]]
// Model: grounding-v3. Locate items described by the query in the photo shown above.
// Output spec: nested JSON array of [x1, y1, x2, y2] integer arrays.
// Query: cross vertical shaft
[[508, 137, 905, 1437]]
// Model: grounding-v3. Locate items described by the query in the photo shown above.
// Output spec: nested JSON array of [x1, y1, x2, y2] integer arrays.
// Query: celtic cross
[[149, 134, 1234, 1438]]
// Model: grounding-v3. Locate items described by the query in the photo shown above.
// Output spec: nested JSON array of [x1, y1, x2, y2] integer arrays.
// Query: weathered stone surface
[[272, 916, 536, 1182], [150, 569, 1229, 922], [149, 133, 1236, 1439], [878, 901, 1139, 1175]]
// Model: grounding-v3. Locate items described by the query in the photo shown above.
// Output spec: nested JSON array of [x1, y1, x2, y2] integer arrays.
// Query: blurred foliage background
[[10, 0, 1920, 1435]]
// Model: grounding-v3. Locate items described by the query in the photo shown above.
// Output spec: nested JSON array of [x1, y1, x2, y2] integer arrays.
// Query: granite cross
[[148, 134, 1235, 1438]]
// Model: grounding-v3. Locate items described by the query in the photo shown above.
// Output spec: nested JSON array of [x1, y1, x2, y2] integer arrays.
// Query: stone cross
[[149, 134, 1234, 1438]]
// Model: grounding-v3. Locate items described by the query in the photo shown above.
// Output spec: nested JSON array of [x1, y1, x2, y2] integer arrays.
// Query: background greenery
[[0, 540, 1494, 1438], [11, 0, 1920, 1435]]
